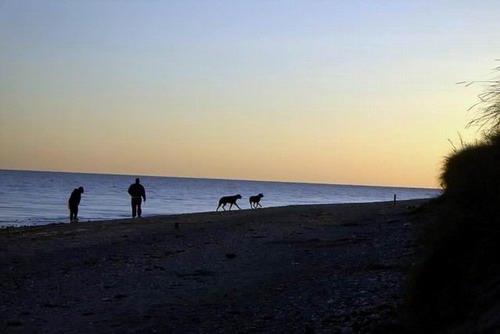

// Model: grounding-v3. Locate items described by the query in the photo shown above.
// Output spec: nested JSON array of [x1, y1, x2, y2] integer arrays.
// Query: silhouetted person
[[68, 186, 84, 222], [128, 178, 146, 218]]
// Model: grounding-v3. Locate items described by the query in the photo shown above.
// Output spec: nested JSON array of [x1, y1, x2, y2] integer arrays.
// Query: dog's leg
[[235, 203, 241, 210]]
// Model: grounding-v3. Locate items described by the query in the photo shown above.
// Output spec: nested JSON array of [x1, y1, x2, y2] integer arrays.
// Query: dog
[[249, 193, 264, 209], [216, 194, 242, 211]]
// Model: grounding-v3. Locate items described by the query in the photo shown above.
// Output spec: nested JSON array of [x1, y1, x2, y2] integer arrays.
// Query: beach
[[0, 200, 428, 333]]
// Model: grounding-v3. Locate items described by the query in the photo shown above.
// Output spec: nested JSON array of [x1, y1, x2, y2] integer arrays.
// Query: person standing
[[68, 186, 84, 222], [128, 178, 146, 218]]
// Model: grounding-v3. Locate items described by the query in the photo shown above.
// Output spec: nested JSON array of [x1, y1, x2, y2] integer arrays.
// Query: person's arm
[[142, 187, 146, 202]]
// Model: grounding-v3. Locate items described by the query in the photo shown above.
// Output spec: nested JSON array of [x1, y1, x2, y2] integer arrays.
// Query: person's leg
[[69, 205, 77, 221], [137, 199, 142, 218], [131, 199, 137, 218]]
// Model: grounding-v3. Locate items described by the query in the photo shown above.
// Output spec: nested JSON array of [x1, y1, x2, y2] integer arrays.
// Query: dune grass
[[403, 65, 500, 332], [460, 62, 500, 133]]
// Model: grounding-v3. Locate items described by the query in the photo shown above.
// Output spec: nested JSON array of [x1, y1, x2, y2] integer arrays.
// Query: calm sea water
[[0, 170, 441, 227]]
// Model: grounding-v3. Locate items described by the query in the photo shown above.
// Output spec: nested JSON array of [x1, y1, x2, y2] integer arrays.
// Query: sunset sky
[[1, 1, 499, 188]]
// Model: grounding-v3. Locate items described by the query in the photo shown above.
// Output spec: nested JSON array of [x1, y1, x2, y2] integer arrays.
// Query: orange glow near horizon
[[1, 1, 497, 188]]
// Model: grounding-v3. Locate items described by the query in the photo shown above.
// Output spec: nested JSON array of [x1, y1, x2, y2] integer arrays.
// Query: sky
[[0, 1, 499, 188]]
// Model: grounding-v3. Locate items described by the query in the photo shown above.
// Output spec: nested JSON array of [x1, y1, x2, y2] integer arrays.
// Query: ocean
[[0, 170, 441, 228]]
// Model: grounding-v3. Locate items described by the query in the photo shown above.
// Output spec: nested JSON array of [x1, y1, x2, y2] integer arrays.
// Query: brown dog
[[249, 193, 264, 209], [216, 194, 242, 211]]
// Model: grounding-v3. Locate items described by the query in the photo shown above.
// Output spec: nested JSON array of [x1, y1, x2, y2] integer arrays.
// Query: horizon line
[[0, 168, 440, 191]]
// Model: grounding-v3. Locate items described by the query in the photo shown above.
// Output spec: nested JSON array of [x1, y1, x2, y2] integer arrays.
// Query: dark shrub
[[406, 130, 500, 332]]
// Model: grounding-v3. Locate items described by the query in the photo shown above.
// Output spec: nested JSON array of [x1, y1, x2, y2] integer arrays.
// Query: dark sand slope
[[0, 200, 427, 333]]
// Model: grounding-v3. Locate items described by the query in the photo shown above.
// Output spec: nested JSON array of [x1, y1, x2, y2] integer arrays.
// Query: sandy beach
[[0, 200, 428, 333]]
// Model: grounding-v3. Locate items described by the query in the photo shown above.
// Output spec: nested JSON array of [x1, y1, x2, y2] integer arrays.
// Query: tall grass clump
[[461, 62, 500, 133], [405, 64, 500, 332]]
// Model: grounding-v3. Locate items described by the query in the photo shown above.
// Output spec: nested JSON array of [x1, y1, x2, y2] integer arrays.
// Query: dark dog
[[216, 194, 242, 211], [249, 193, 264, 209]]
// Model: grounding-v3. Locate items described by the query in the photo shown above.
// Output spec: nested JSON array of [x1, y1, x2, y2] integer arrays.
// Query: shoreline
[[0, 199, 429, 332], [1, 198, 430, 230]]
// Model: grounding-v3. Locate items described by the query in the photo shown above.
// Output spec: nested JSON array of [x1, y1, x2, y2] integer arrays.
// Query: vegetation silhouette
[[404, 62, 500, 332], [457, 61, 500, 132]]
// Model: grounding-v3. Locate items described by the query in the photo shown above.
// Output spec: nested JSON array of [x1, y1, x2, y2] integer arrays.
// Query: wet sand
[[0, 200, 427, 333]]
